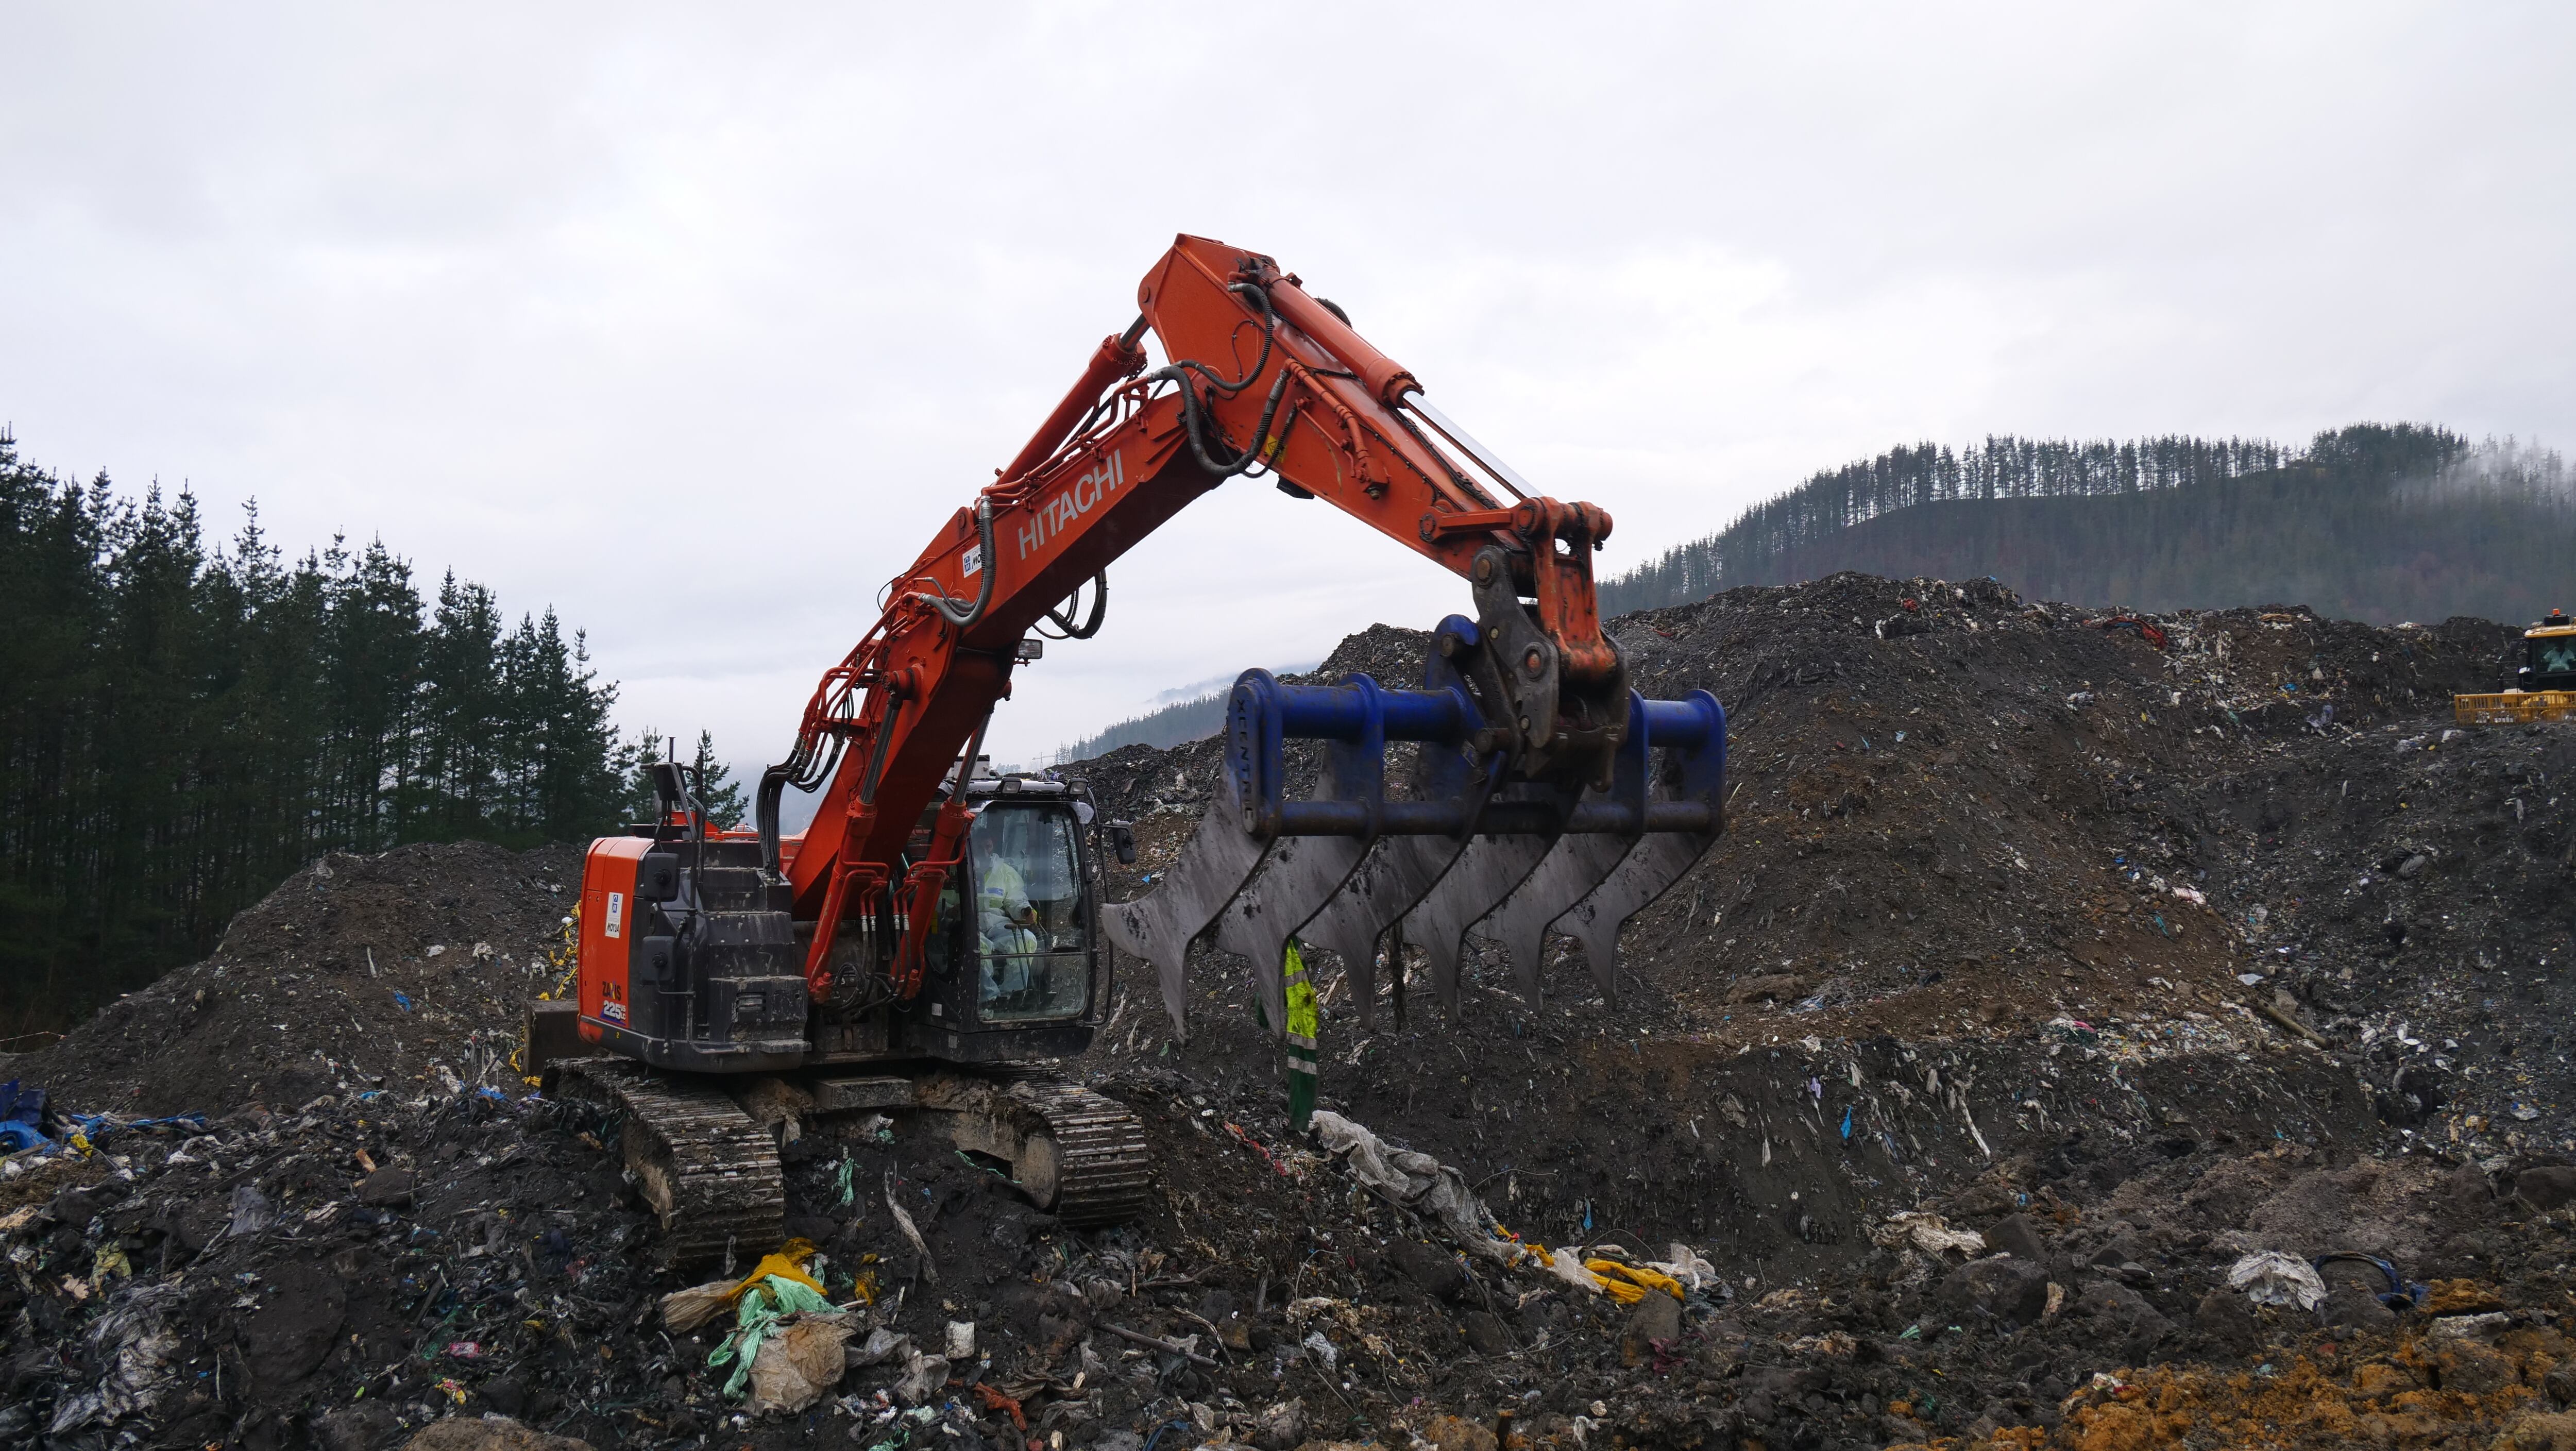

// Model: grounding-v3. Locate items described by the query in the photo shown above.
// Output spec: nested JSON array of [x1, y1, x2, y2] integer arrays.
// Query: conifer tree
[[0, 428, 635, 1035]]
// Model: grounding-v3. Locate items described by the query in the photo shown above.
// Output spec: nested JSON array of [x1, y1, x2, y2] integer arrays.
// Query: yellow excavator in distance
[[2456, 609, 2576, 724]]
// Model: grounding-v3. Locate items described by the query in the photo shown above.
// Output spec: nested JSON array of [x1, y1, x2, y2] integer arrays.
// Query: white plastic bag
[[2227, 1251, 2326, 1310]]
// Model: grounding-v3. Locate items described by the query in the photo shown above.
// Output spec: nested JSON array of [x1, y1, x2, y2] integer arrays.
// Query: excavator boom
[[768, 236, 1655, 1000], [550, 235, 1733, 1267]]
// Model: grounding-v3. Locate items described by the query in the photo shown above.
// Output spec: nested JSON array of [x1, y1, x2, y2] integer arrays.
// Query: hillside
[[1052, 660, 1320, 763], [1603, 425, 2574, 627], [13, 577, 2576, 1450]]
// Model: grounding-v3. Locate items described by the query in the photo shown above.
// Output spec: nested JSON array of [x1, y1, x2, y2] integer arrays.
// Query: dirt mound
[[6, 572, 2576, 1449], [9, 839, 581, 1117]]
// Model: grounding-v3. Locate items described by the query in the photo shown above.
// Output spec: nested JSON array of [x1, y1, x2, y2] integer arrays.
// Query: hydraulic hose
[[1159, 282, 1277, 397], [1173, 364, 1295, 480], [930, 497, 997, 627], [1042, 572, 1109, 639], [755, 765, 788, 879]]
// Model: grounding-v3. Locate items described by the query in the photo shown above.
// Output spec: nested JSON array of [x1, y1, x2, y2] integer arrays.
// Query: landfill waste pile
[[12, 572, 2576, 1450], [9, 840, 586, 1120]]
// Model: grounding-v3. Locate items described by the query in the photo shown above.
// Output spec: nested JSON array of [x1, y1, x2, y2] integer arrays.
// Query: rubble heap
[[7, 572, 2576, 1451]]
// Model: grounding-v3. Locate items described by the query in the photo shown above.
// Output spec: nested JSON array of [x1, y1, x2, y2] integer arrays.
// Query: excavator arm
[[766, 235, 1644, 997]]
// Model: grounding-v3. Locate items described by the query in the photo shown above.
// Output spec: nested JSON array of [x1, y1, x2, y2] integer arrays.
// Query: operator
[[973, 816, 1042, 1007]]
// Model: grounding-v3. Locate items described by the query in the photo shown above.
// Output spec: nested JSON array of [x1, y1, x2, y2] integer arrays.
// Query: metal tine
[[1481, 693, 1654, 998], [1484, 833, 1641, 1000], [1399, 783, 1567, 1018], [1207, 668, 1404, 1036], [1549, 690, 1726, 1006], [1297, 833, 1471, 1030], [1210, 813, 1371, 1041], [1252, 649, 1488, 1031], [1552, 827, 1719, 1007], [1102, 772, 1277, 1039]]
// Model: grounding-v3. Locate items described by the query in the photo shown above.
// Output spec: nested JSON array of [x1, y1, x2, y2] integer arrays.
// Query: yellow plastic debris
[[732, 1240, 826, 1301], [1591, 1274, 1648, 1304], [1588, 1259, 1684, 1301], [660, 1238, 828, 1332]]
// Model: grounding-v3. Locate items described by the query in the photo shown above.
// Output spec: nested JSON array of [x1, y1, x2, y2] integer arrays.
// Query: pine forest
[[0, 432, 633, 1036]]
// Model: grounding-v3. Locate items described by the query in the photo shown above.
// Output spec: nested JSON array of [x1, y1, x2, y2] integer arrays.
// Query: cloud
[[4, 3, 2570, 778]]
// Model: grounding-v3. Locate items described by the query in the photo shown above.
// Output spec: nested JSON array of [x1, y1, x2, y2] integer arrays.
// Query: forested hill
[[0, 430, 635, 1035], [1601, 424, 2574, 626]]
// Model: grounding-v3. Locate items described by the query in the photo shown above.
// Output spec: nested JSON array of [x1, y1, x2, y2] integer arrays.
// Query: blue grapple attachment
[[1105, 614, 1725, 1038]]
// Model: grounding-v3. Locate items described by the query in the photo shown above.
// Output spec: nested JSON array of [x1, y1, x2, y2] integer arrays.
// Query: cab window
[[966, 805, 1089, 1022]]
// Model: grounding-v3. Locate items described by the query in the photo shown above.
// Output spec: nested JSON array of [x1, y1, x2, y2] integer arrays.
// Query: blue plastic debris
[[1840, 1106, 1853, 1141], [0, 1079, 49, 1152], [392, 992, 414, 1011]]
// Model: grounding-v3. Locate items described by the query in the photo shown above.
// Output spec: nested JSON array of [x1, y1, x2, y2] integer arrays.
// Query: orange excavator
[[531, 236, 1728, 1265]]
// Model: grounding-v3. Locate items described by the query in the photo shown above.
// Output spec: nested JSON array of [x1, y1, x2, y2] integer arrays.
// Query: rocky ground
[[8, 571, 2576, 1451]]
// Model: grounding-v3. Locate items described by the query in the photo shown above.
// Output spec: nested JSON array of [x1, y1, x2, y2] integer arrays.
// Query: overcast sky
[[8, 5, 2571, 792]]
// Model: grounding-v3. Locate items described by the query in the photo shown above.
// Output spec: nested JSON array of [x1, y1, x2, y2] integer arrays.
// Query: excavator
[[2455, 609, 2576, 724], [528, 235, 1730, 1267]]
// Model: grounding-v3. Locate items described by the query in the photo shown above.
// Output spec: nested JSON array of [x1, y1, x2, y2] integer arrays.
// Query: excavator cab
[[2456, 610, 2576, 724], [2522, 612, 2576, 690], [894, 772, 1120, 1055], [964, 798, 1092, 1022]]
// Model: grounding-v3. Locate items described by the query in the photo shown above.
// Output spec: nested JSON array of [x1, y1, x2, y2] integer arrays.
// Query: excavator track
[[550, 1058, 785, 1271], [895, 1070, 1153, 1227], [1007, 1077, 1153, 1227]]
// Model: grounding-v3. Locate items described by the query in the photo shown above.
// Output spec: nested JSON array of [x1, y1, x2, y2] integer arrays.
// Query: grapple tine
[[1298, 834, 1471, 1029], [1484, 693, 1654, 998], [1547, 691, 1727, 1005], [1553, 828, 1717, 1006], [1210, 829, 1370, 1039], [1486, 832, 1641, 999], [1102, 775, 1275, 1039], [1399, 785, 1565, 1016]]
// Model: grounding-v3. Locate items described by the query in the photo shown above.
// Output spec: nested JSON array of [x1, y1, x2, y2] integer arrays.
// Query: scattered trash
[[1870, 1212, 1986, 1257], [2428, 1311, 2514, 1342], [708, 1269, 839, 1401], [1649, 1243, 1720, 1292], [744, 1310, 856, 1415], [845, 1327, 913, 1368], [0, 1079, 51, 1152], [890, 1346, 946, 1405], [2228, 1251, 2328, 1311], [226, 1184, 275, 1239], [2313, 1253, 2429, 1311], [0, 594, 2566, 1447], [45, 1281, 183, 1436], [884, 1176, 938, 1284], [1102, 1322, 1219, 1368], [661, 1240, 829, 1333], [1309, 1109, 1513, 1261]]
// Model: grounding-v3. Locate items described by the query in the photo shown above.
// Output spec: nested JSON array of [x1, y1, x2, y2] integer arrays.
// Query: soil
[[9, 840, 586, 1120], [7, 571, 2576, 1451]]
